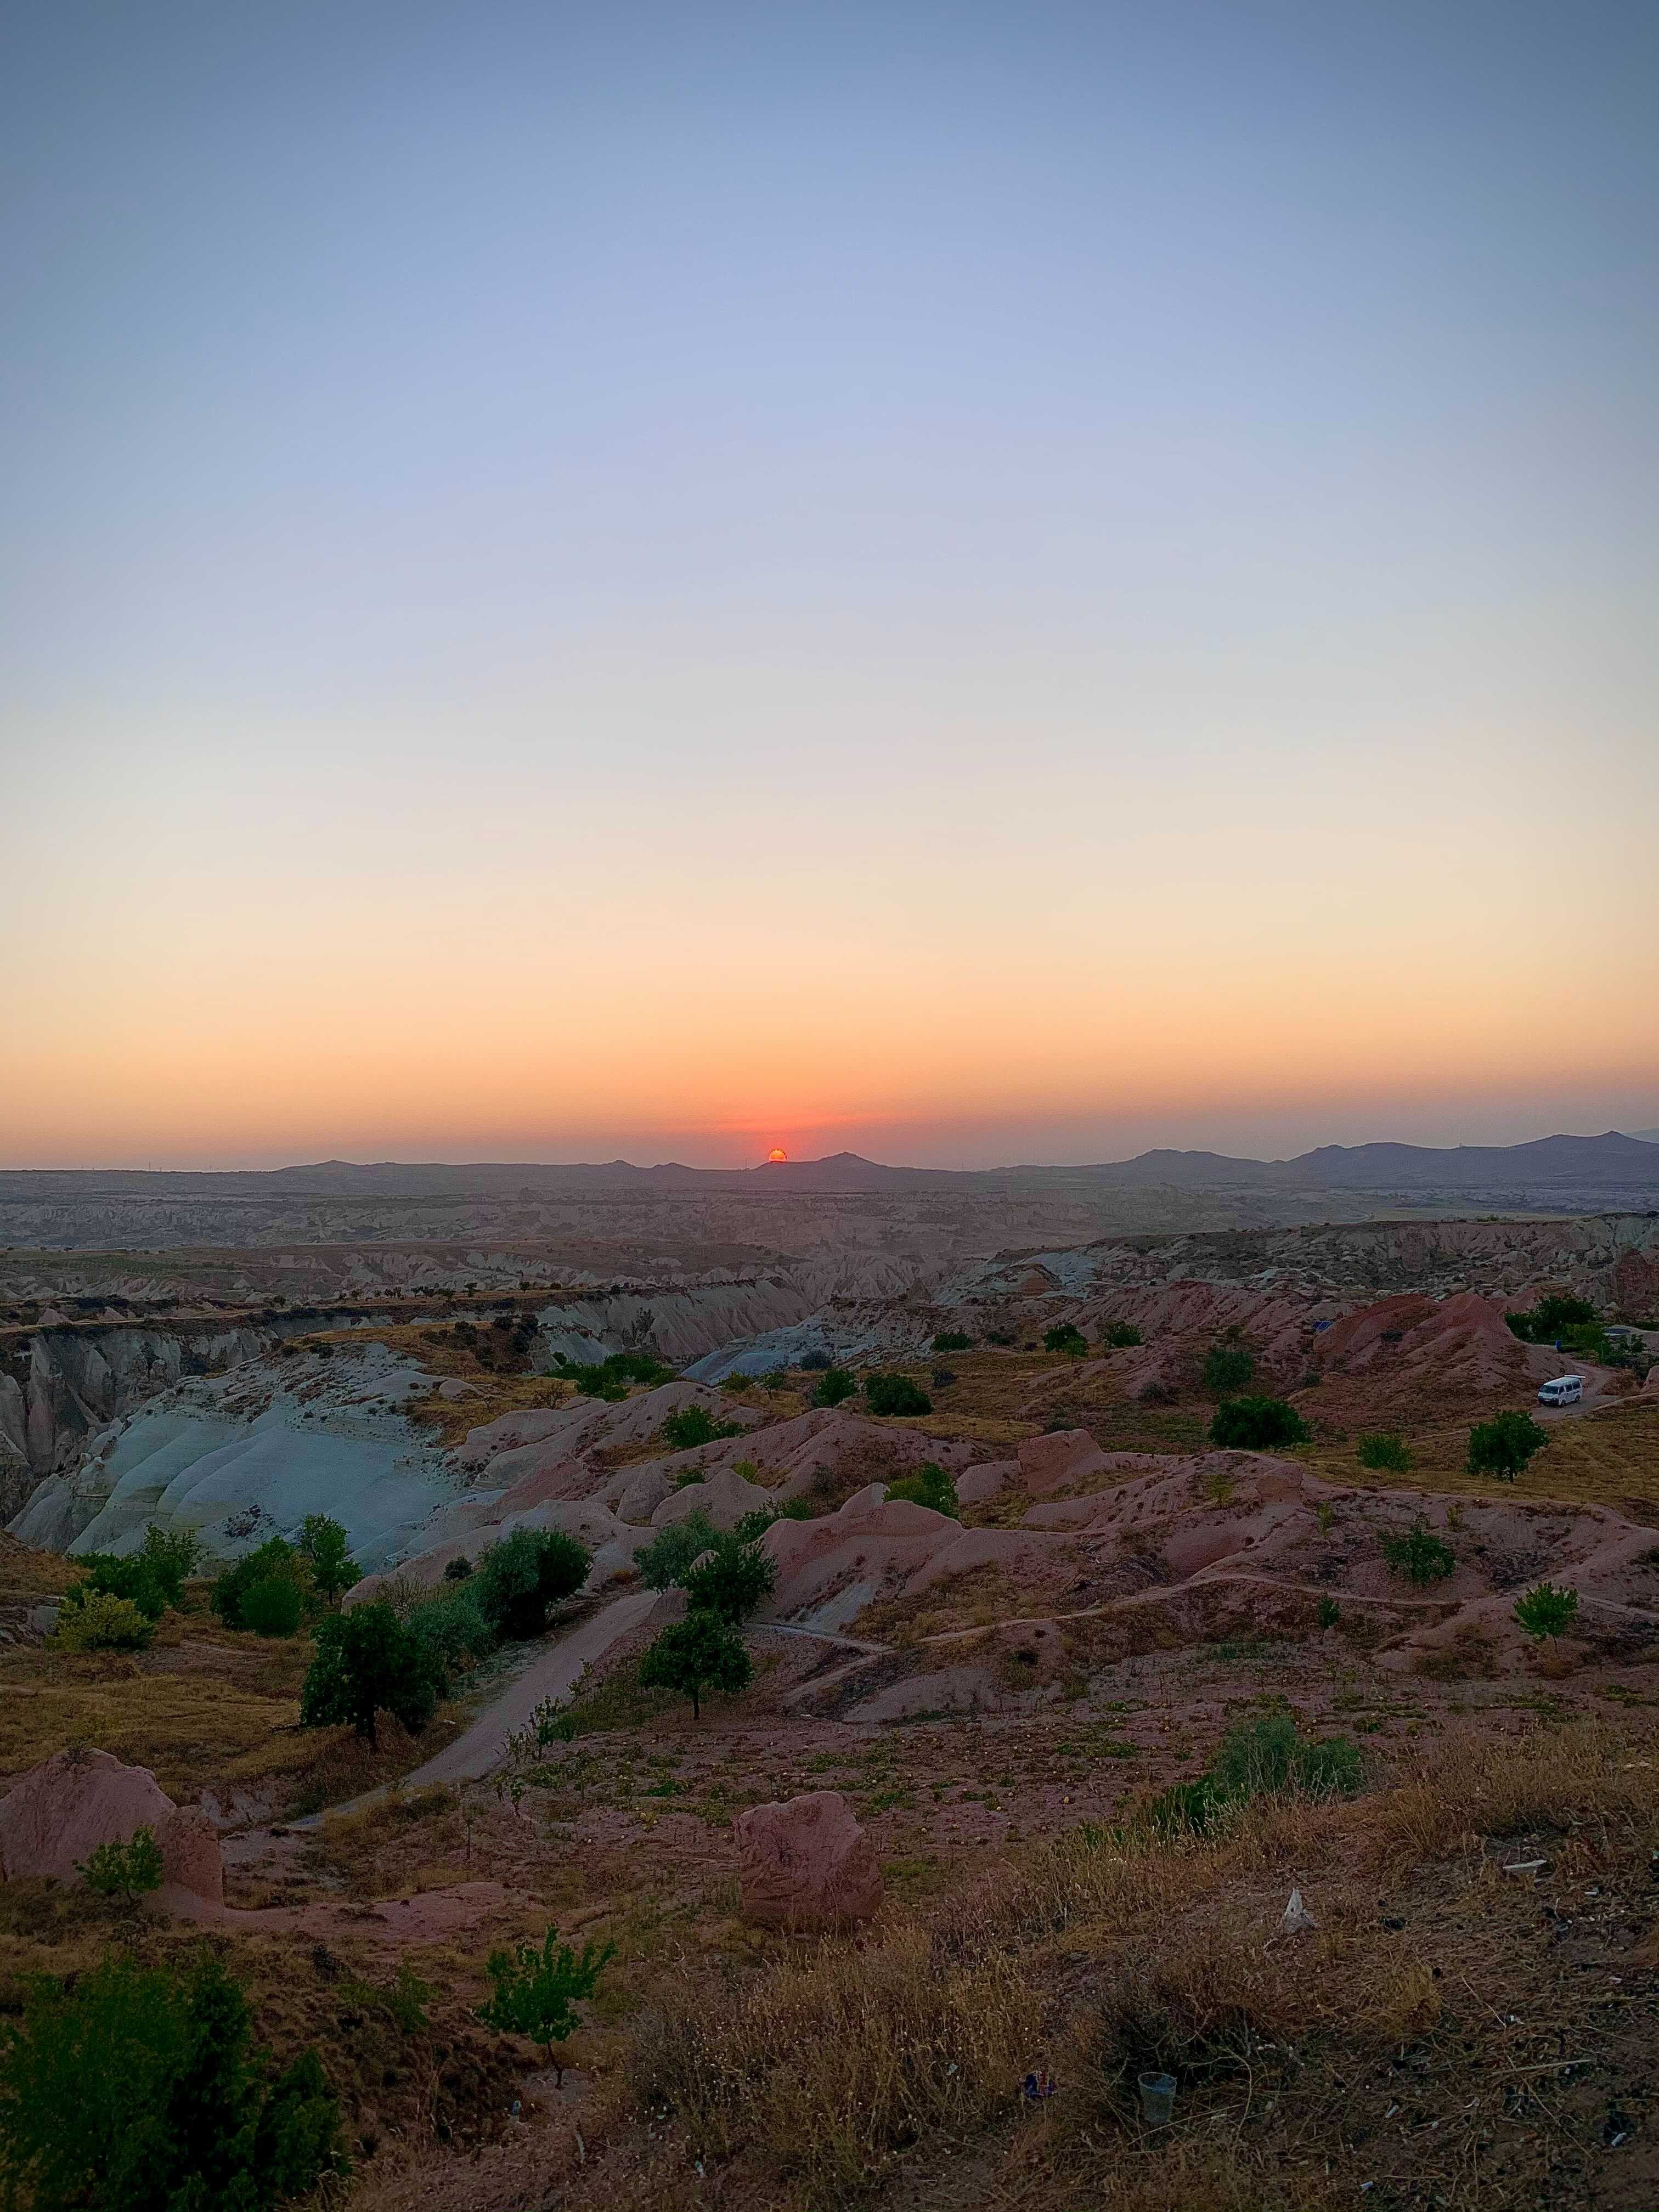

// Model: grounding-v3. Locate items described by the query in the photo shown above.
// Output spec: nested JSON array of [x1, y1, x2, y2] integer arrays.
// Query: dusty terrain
[[2, 1182, 1658, 2209]]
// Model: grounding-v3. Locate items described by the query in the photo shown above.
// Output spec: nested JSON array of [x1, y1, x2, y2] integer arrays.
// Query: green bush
[[556, 1348, 673, 1399], [637, 1611, 752, 1719], [68, 1553, 168, 1623], [1099, 1322, 1142, 1349], [1149, 1711, 1361, 1835], [239, 1576, 304, 1638], [1208, 1396, 1310, 1449], [1203, 1341, 1255, 1393], [1514, 1581, 1580, 1639], [812, 1368, 858, 1408], [473, 1528, 591, 1639], [634, 1510, 720, 1591], [884, 1462, 960, 1518], [443, 1555, 473, 1581], [1506, 1294, 1596, 1342], [1468, 1408, 1547, 1482], [138, 1525, 202, 1606], [297, 1514, 359, 1604], [50, 1590, 155, 1652], [0, 1946, 346, 2211], [211, 1538, 307, 1632], [1381, 1518, 1456, 1585], [1318, 1595, 1342, 1629], [1357, 1431, 1414, 1472], [300, 1603, 437, 1746], [1043, 1323, 1088, 1356], [932, 1330, 973, 1353], [404, 1582, 495, 1690], [865, 1373, 932, 1418], [77, 1827, 163, 1906], [659, 1404, 745, 1451], [477, 1926, 616, 2085], [682, 1538, 776, 1625]]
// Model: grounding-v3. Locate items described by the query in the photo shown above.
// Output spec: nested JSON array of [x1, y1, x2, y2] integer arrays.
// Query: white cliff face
[[9, 1347, 464, 1571]]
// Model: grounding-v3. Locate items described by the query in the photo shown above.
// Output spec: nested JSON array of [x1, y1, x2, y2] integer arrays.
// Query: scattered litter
[[1023, 2069, 1057, 2101], [1281, 1887, 1317, 1934], [1503, 1859, 1547, 1876], [1138, 2072, 1177, 2128]]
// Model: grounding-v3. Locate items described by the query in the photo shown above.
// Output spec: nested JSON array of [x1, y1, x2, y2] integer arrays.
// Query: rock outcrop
[[732, 1790, 883, 1928], [0, 1747, 224, 1902]]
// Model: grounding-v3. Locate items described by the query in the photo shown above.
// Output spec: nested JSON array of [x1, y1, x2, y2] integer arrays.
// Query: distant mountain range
[[3, 1130, 1657, 1201]]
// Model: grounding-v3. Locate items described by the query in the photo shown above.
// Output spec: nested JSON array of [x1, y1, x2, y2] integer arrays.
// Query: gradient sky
[[3, 1, 1656, 1170]]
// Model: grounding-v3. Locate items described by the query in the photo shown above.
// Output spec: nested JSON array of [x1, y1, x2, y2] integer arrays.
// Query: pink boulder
[[0, 1748, 223, 1901], [733, 1790, 883, 1929], [1018, 1428, 1110, 1497]]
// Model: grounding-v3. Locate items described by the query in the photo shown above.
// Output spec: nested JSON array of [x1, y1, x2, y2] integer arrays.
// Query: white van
[[1537, 1375, 1584, 1407]]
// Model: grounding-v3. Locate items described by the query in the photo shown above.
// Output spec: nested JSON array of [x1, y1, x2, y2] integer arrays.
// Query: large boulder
[[0, 1748, 223, 1901], [732, 1790, 883, 1929]]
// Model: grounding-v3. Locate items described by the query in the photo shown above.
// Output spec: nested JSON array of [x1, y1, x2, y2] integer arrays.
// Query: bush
[[1468, 1408, 1547, 1481], [812, 1368, 857, 1408], [638, 1611, 752, 1719], [477, 1926, 616, 2085], [1203, 1341, 1255, 1393], [1514, 1581, 1580, 1639], [1150, 1711, 1361, 1834], [720, 1371, 754, 1394], [300, 1603, 437, 1746], [634, 1511, 720, 1592], [138, 1525, 202, 1607], [682, 1538, 776, 1625], [660, 1404, 745, 1451], [50, 1590, 155, 1652], [473, 1528, 591, 1639], [865, 1373, 932, 1418], [932, 1330, 972, 1353], [443, 1555, 473, 1581], [799, 1350, 832, 1372], [885, 1462, 960, 1518], [1381, 1518, 1456, 1585], [1208, 1396, 1310, 1449], [239, 1576, 304, 1638], [404, 1582, 495, 1690], [556, 1348, 674, 1399], [1357, 1431, 1414, 1472], [77, 1827, 163, 1906], [1506, 1294, 1597, 1342], [68, 1553, 168, 1623], [1043, 1323, 1087, 1356], [211, 1538, 306, 1632], [1098, 1321, 1142, 1348], [297, 1514, 359, 1604], [0, 1946, 346, 2211]]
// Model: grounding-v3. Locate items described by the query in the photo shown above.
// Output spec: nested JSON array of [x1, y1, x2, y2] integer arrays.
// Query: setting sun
[[767, 1148, 788, 1164]]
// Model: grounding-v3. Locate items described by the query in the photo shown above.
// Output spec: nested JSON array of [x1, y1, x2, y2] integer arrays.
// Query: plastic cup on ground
[[1138, 2072, 1176, 2127]]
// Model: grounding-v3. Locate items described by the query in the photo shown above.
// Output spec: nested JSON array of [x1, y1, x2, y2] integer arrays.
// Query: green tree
[[1514, 1581, 1579, 1638], [300, 1603, 437, 1747], [812, 1367, 857, 1408], [1357, 1431, 1414, 1472], [296, 1515, 359, 1604], [864, 1373, 932, 1417], [638, 1611, 751, 1719], [0, 1947, 346, 2212], [1043, 1323, 1087, 1356], [68, 1553, 169, 1623], [211, 1539, 306, 1632], [1099, 1322, 1143, 1348], [1507, 1294, 1597, 1342], [885, 1462, 960, 1517], [239, 1576, 304, 1638], [634, 1510, 720, 1592], [682, 1537, 776, 1624], [477, 1927, 616, 2086], [1208, 1397, 1310, 1449], [1204, 1340, 1255, 1393], [932, 1330, 973, 1353], [403, 1582, 495, 1691], [659, 1403, 744, 1450], [77, 1827, 163, 1908], [1468, 1409, 1547, 1482], [1380, 1519, 1456, 1585], [49, 1590, 155, 1653], [139, 1525, 202, 1607], [473, 1528, 591, 1640]]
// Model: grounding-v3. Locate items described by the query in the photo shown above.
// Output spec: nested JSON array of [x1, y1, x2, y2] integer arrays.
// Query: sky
[[2, 1, 1656, 1171]]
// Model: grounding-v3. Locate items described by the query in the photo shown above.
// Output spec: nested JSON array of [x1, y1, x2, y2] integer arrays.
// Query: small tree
[[297, 1515, 360, 1605], [660, 1404, 743, 1450], [638, 1611, 751, 1719], [139, 1525, 202, 1607], [1204, 1341, 1255, 1394], [1209, 1396, 1310, 1449], [1099, 1322, 1142, 1348], [1468, 1410, 1547, 1482], [682, 1538, 776, 1624], [1514, 1581, 1579, 1638], [211, 1538, 306, 1632], [300, 1604, 437, 1746], [1043, 1323, 1087, 1356], [473, 1528, 591, 1640], [812, 1368, 857, 1408], [77, 1827, 164, 1908], [50, 1590, 155, 1653], [240, 1577, 304, 1638], [69, 1554, 169, 1623], [865, 1373, 932, 1417], [1357, 1431, 1414, 1472], [1381, 1519, 1456, 1586], [885, 1462, 960, 1518], [932, 1330, 973, 1353], [477, 1927, 616, 2086], [633, 1510, 720, 1591]]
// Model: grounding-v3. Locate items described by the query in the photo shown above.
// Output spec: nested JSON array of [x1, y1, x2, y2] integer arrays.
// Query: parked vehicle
[[1537, 1374, 1584, 1407]]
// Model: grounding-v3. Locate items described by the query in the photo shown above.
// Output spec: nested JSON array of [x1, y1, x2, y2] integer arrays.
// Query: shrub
[[1381, 1518, 1456, 1586], [1208, 1396, 1310, 1449], [761, 1368, 791, 1391], [885, 1462, 960, 1518], [660, 1404, 744, 1451], [555, 1348, 674, 1398], [77, 1826, 163, 1906], [404, 1582, 495, 1689], [138, 1525, 202, 1606], [0, 1946, 346, 2211], [812, 1368, 857, 1408], [50, 1590, 155, 1652], [443, 1555, 473, 1581], [1506, 1294, 1596, 1342], [930, 1365, 957, 1388], [720, 1371, 754, 1394], [1468, 1408, 1547, 1482], [799, 1350, 832, 1372], [211, 1538, 306, 1632], [1043, 1323, 1087, 1356], [634, 1510, 720, 1591], [239, 1576, 304, 1638], [932, 1330, 973, 1353], [1318, 1595, 1342, 1629], [297, 1514, 359, 1604], [683, 1539, 777, 1625], [300, 1603, 437, 1746], [638, 1611, 752, 1719], [1098, 1321, 1142, 1348], [1357, 1431, 1414, 1472], [473, 1528, 591, 1639], [68, 1553, 168, 1623], [865, 1373, 932, 1418], [1203, 1341, 1255, 1393], [1514, 1581, 1580, 1639], [477, 1927, 616, 2086], [1149, 1711, 1361, 1834]]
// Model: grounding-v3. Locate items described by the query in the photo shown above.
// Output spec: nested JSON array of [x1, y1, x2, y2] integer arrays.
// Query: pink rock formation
[[733, 1790, 883, 1929], [0, 1747, 223, 1900], [1018, 1427, 1111, 1496]]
